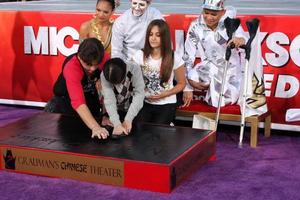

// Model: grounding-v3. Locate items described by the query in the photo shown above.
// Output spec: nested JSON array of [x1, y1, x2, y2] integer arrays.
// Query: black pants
[[44, 96, 77, 116], [136, 102, 177, 125], [44, 95, 102, 120]]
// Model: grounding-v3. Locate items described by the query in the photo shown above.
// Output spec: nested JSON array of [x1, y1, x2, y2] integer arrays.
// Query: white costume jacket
[[183, 7, 248, 107], [111, 7, 163, 61]]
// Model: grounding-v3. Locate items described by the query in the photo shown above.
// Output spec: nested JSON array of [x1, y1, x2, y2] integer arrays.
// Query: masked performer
[[111, 0, 163, 61]]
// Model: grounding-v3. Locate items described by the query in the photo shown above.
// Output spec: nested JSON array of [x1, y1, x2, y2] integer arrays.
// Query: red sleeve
[[63, 57, 86, 109], [98, 53, 110, 71]]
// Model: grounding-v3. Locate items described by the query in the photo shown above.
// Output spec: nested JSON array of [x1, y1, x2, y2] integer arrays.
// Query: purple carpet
[[0, 105, 299, 200]]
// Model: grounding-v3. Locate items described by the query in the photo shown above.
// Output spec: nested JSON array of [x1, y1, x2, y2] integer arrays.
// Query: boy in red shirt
[[45, 38, 109, 140]]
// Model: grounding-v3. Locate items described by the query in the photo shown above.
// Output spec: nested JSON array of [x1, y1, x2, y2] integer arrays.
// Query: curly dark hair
[[77, 38, 104, 66]]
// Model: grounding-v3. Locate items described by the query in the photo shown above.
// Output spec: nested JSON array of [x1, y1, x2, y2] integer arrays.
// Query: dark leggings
[[136, 102, 177, 125]]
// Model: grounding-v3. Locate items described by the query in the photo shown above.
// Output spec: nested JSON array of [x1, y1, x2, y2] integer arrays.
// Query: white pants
[[188, 61, 241, 107]]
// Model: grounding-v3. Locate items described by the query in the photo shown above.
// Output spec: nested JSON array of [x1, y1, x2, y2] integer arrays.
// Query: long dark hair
[[96, 0, 116, 10], [144, 19, 174, 86]]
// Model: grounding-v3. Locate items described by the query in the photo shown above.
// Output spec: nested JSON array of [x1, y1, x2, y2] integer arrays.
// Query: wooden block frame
[[176, 109, 271, 148]]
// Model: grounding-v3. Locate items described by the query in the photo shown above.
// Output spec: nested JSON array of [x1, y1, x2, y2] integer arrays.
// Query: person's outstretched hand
[[91, 125, 109, 139], [113, 124, 128, 136], [181, 91, 193, 107], [122, 120, 132, 134], [101, 115, 113, 126]]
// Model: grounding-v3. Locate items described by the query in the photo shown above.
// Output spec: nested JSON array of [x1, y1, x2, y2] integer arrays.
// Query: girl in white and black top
[[133, 19, 186, 125]]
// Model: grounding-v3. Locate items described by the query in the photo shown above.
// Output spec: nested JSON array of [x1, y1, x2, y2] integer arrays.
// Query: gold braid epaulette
[[91, 18, 113, 50]]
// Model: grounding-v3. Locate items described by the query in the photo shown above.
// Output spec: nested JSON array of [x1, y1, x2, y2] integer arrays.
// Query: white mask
[[131, 0, 149, 17]]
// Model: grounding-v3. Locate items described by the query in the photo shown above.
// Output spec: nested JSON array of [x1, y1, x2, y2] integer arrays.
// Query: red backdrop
[[0, 11, 299, 126]]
